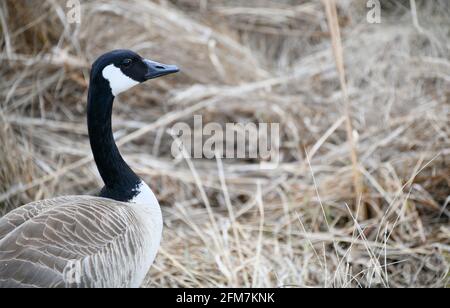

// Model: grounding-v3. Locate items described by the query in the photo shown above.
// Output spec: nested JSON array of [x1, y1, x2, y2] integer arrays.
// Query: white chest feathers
[[102, 64, 139, 96], [128, 181, 163, 287], [130, 181, 159, 208]]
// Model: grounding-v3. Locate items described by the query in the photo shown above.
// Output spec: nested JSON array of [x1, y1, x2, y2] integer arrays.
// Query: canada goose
[[0, 50, 179, 288]]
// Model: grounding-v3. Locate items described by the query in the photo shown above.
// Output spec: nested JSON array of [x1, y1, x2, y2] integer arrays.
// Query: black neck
[[87, 78, 141, 202]]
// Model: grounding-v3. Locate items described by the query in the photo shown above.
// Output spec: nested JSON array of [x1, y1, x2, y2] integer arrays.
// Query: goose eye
[[122, 59, 132, 67]]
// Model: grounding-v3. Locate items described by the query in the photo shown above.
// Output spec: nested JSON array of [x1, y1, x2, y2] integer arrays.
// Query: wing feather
[[0, 196, 159, 288]]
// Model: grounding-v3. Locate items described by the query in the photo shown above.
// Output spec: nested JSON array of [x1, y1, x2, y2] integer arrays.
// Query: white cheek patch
[[102, 64, 139, 96]]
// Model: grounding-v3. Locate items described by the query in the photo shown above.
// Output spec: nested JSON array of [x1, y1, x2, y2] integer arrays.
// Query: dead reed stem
[[323, 0, 366, 220]]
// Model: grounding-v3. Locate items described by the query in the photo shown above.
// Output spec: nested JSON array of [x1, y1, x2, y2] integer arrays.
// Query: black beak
[[144, 59, 179, 80]]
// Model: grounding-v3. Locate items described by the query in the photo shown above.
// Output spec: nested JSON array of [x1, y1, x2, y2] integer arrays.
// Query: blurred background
[[0, 0, 449, 287]]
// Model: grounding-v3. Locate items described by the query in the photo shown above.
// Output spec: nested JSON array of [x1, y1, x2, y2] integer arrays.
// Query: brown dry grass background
[[0, 0, 449, 287]]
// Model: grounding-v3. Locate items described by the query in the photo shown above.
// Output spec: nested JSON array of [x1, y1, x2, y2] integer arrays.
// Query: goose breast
[[0, 196, 162, 288]]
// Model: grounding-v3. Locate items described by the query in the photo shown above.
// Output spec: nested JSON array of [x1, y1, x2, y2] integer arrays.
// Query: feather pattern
[[0, 196, 162, 288]]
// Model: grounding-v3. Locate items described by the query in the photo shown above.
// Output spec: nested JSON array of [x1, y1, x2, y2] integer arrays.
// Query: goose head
[[86, 50, 179, 202], [90, 49, 179, 96]]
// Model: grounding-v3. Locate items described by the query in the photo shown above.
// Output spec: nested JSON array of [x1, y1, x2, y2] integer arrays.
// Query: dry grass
[[0, 0, 449, 287]]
